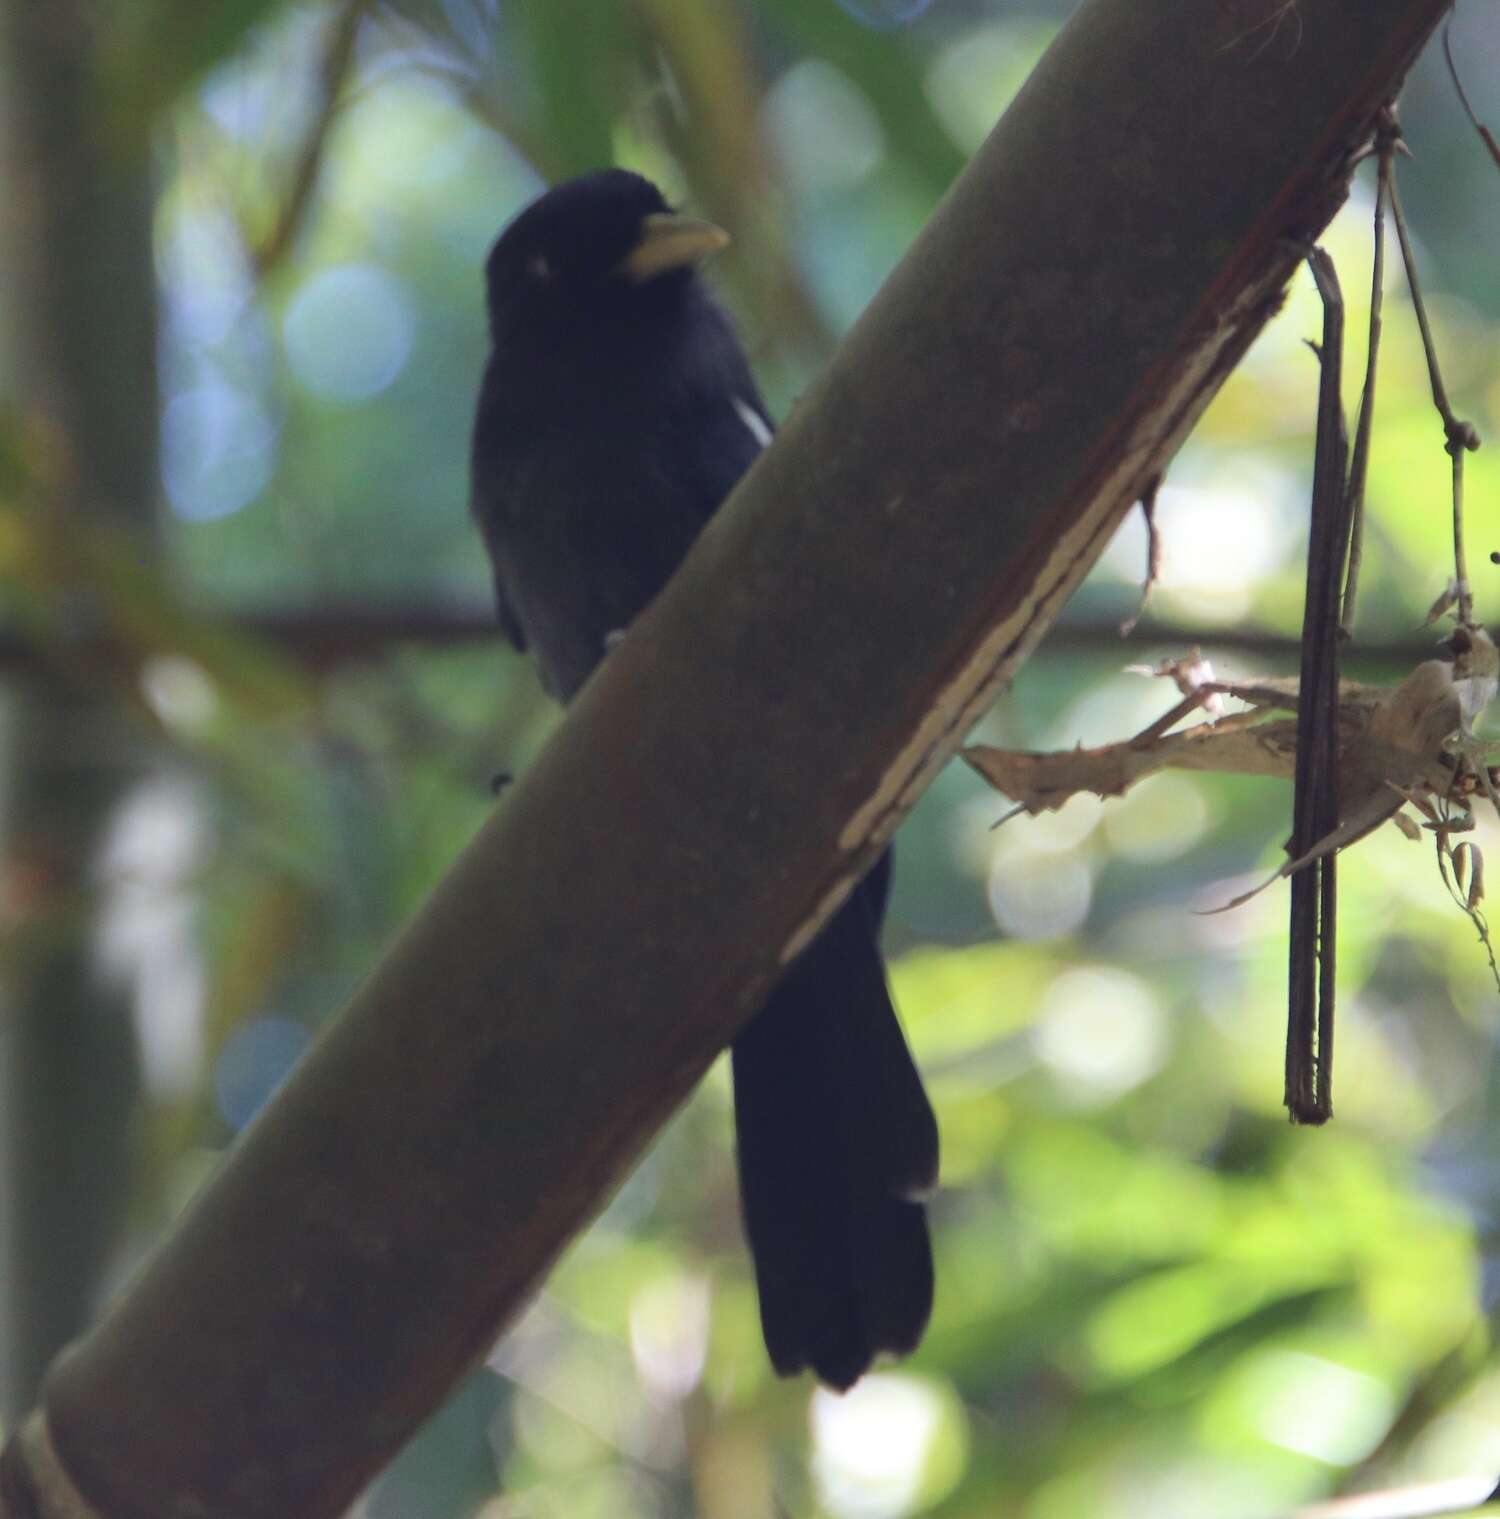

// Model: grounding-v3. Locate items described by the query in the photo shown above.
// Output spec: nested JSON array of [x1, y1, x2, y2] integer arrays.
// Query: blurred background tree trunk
[[0, 0, 158, 1420]]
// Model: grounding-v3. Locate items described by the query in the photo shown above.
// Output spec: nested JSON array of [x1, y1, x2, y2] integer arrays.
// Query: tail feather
[[732, 857, 936, 1390]]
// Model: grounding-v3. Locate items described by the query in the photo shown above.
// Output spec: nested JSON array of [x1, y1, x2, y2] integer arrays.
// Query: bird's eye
[[526, 254, 553, 281]]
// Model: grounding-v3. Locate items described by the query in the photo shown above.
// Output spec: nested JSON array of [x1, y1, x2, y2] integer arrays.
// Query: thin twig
[[1384, 138, 1483, 626], [253, 0, 370, 277], [1289, 1470, 1500, 1519], [1451, 443, 1472, 619], [1443, 13, 1500, 173], [1432, 797, 1500, 995], [1119, 474, 1163, 638], [1340, 113, 1398, 635], [1127, 686, 1216, 749]]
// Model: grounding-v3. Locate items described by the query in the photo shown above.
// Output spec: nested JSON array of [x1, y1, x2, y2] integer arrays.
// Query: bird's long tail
[[731, 856, 937, 1390]]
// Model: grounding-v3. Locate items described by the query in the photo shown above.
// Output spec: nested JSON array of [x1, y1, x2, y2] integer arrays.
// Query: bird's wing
[[669, 382, 774, 531], [489, 575, 529, 653], [470, 478, 529, 653]]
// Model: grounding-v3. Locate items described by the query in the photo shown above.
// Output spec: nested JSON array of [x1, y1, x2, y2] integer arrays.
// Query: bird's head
[[483, 170, 730, 341]]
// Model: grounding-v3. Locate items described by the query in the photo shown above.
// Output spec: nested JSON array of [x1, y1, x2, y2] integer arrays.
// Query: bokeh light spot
[[159, 205, 255, 348], [1237, 1351, 1396, 1465], [764, 61, 886, 191], [1033, 966, 1169, 1103], [1102, 772, 1211, 864], [282, 263, 416, 402], [628, 1271, 710, 1402], [141, 655, 219, 736], [812, 1373, 962, 1518], [833, 0, 936, 31], [988, 853, 1093, 941], [1150, 473, 1294, 622], [163, 379, 277, 521], [926, 22, 1050, 150]]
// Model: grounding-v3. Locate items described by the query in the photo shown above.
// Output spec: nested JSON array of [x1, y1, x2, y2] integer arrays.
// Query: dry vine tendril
[[968, 101, 1499, 1127], [1258, 105, 1488, 1123]]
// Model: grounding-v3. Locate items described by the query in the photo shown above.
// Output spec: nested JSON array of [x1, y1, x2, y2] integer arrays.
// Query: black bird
[[470, 169, 938, 1389]]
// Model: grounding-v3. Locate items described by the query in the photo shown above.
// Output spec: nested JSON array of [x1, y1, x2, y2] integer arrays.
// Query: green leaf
[[506, 0, 632, 177]]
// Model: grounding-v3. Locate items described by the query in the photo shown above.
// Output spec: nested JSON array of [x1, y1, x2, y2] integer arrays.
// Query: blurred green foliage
[[4, 0, 1500, 1515]]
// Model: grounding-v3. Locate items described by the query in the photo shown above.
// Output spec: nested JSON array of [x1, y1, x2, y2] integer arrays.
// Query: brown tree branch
[[0, 1, 1457, 1515], [251, 0, 370, 278], [0, 603, 1462, 679]]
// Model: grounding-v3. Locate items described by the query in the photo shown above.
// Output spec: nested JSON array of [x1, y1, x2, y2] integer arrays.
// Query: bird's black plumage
[[471, 169, 937, 1388]]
